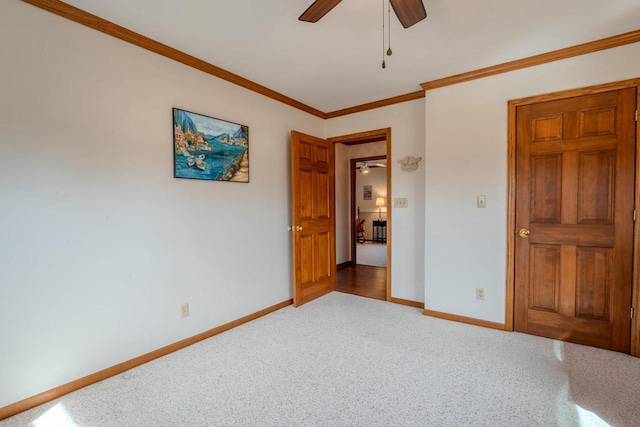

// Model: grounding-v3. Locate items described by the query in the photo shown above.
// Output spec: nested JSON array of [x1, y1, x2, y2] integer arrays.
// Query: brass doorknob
[[296, 226, 303, 231], [518, 228, 530, 238]]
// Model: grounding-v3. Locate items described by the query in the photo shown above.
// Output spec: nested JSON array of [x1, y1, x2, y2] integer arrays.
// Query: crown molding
[[325, 91, 425, 118], [421, 29, 640, 91], [19, 1, 640, 119], [21, 0, 327, 119], [23, 0, 422, 119]]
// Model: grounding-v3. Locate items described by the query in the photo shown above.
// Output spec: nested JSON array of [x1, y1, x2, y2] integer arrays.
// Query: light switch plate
[[394, 198, 408, 208], [477, 195, 486, 208]]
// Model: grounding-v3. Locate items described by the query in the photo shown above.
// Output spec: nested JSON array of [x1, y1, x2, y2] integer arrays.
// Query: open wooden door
[[514, 88, 636, 352], [291, 131, 336, 307]]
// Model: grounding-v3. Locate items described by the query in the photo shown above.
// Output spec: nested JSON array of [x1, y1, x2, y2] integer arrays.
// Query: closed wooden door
[[514, 88, 636, 352], [291, 131, 336, 307]]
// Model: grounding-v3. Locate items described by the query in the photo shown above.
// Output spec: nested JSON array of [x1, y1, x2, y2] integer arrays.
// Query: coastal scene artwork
[[173, 108, 249, 182]]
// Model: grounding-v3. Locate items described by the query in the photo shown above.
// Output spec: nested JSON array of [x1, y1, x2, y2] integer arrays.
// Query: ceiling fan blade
[[299, 0, 343, 23], [389, 0, 427, 28]]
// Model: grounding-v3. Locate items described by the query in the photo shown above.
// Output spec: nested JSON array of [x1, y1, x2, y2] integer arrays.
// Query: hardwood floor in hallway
[[336, 264, 386, 301]]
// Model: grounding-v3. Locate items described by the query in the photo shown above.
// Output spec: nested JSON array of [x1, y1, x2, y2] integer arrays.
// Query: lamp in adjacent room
[[376, 197, 385, 220]]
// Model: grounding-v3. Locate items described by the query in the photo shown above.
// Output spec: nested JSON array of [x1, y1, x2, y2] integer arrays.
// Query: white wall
[[424, 42, 640, 324], [335, 144, 350, 263], [0, 2, 324, 408], [327, 100, 426, 302]]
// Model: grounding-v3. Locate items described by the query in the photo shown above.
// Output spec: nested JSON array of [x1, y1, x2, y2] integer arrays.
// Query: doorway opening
[[352, 156, 387, 267], [329, 128, 391, 301]]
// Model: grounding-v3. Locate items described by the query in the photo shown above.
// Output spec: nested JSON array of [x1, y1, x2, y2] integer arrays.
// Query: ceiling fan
[[299, 0, 427, 29], [359, 160, 387, 174]]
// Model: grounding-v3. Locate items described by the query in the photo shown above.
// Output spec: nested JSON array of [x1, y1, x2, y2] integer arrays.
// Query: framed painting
[[173, 108, 249, 182], [363, 185, 372, 200]]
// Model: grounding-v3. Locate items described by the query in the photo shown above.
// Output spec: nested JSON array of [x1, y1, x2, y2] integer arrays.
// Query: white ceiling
[[62, 0, 640, 113]]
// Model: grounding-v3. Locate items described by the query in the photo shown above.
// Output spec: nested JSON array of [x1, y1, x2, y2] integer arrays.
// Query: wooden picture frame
[[173, 108, 249, 182]]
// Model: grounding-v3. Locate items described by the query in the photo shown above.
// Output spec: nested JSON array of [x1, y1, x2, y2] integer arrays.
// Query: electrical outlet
[[394, 198, 408, 208], [477, 195, 486, 208], [476, 288, 485, 300], [180, 302, 189, 318]]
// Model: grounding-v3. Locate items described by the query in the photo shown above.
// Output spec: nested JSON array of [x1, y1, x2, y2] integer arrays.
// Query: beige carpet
[[2, 292, 639, 426]]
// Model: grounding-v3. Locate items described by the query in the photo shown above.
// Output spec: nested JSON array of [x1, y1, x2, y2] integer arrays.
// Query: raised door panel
[[579, 107, 617, 138], [529, 245, 561, 312], [298, 234, 314, 287], [298, 170, 314, 221], [532, 115, 563, 142], [315, 231, 331, 282], [299, 141, 313, 162], [316, 171, 330, 220], [576, 247, 613, 321], [316, 145, 329, 166], [577, 150, 615, 224], [530, 154, 562, 223]]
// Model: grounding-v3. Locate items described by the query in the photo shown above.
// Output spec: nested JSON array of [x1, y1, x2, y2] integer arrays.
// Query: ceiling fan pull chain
[[381, 0, 386, 68], [387, 0, 393, 56]]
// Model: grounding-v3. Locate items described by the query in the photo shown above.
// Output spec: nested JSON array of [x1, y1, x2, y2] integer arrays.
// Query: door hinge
[[632, 307, 635, 319], [634, 210, 637, 222], [636, 110, 638, 122]]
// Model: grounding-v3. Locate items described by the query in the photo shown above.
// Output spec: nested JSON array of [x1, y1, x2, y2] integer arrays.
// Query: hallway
[[336, 264, 386, 301]]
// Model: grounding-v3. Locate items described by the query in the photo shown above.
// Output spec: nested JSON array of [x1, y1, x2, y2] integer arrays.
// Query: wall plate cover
[[394, 198, 408, 208]]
